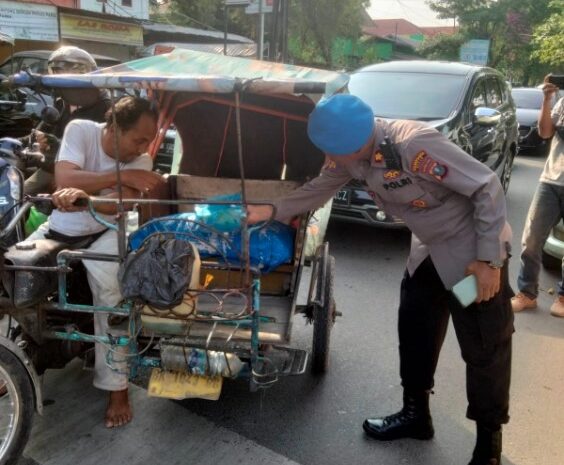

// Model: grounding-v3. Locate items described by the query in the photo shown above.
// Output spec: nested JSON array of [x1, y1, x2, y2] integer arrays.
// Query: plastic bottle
[[126, 209, 139, 233], [161, 345, 244, 378]]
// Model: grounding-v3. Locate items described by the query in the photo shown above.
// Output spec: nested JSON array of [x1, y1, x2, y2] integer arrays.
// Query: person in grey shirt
[[248, 94, 513, 465], [511, 76, 564, 317]]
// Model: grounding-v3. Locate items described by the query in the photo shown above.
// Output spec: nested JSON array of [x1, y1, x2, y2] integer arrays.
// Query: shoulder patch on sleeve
[[410, 150, 448, 181]]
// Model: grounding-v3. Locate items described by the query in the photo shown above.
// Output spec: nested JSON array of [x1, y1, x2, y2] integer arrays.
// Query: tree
[[425, 0, 553, 85], [153, 1, 369, 68], [532, 0, 564, 68], [418, 33, 466, 61], [151, 0, 255, 38], [288, 0, 369, 67]]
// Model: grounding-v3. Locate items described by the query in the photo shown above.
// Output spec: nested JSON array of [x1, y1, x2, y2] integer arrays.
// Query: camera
[[547, 74, 564, 88]]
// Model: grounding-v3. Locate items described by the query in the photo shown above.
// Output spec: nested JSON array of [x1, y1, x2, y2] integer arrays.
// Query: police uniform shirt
[[274, 118, 512, 290]]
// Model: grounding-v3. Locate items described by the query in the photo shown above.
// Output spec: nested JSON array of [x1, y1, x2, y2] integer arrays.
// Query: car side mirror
[[473, 107, 501, 126]]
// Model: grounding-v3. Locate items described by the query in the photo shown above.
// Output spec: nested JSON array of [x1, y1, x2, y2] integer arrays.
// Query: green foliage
[[151, 0, 255, 38], [288, 0, 370, 67], [532, 0, 564, 68], [154, 0, 369, 68], [419, 33, 466, 61], [425, 0, 555, 85]]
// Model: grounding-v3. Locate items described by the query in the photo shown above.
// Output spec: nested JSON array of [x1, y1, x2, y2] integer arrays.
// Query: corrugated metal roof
[[143, 22, 253, 44], [0, 32, 15, 46], [141, 42, 257, 58]]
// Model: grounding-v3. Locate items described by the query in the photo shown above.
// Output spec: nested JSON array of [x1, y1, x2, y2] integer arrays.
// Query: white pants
[[27, 224, 128, 391]]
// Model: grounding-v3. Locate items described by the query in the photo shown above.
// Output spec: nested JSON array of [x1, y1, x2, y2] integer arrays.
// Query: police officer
[[248, 94, 514, 465], [23, 46, 111, 195]]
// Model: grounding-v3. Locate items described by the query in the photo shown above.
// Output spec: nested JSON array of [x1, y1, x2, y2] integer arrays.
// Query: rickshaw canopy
[[10, 50, 350, 181], [11, 49, 349, 98]]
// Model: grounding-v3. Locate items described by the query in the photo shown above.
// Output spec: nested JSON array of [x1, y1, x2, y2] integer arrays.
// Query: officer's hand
[[52, 188, 89, 212], [247, 205, 274, 224], [121, 170, 166, 194], [465, 261, 501, 303]]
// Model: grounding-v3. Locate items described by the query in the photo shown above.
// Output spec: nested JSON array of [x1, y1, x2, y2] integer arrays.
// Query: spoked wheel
[[0, 346, 35, 465], [310, 243, 337, 374]]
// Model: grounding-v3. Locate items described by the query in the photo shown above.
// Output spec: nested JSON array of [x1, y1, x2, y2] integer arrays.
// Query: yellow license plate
[[148, 368, 223, 400]]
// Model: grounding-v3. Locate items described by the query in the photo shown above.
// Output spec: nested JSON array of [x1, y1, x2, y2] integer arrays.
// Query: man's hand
[[120, 170, 165, 193], [542, 76, 559, 100], [52, 188, 89, 212], [247, 205, 274, 224], [465, 261, 501, 303], [33, 130, 51, 153]]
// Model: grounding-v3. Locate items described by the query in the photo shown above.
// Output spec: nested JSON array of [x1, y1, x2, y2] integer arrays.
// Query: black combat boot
[[362, 390, 434, 440], [467, 424, 502, 465]]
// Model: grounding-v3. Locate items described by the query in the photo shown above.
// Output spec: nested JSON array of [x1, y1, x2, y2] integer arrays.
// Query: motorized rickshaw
[[0, 49, 348, 464]]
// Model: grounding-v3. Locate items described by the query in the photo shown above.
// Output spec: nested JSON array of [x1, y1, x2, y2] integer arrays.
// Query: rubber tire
[[0, 346, 35, 465], [311, 254, 336, 375], [542, 250, 561, 270]]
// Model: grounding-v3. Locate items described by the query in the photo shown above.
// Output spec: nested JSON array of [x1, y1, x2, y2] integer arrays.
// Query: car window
[[511, 89, 544, 109], [0, 57, 17, 76], [348, 71, 466, 120], [20, 57, 47, 74], [486, 78, 503, 108], [470, 80, 487, 112]]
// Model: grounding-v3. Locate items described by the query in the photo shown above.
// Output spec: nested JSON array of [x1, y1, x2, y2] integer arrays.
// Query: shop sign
[[60, 14, 143, 47], [460, 39, 490, 66], [0, 1, 59, 42], [245, 0, 274, 14]]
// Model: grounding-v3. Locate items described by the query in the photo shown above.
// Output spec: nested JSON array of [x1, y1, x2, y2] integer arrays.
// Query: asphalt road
[[15, 154, 564, 465]]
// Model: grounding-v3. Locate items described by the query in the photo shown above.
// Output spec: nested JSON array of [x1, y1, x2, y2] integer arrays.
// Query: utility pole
[[258, 0, 265, 60]]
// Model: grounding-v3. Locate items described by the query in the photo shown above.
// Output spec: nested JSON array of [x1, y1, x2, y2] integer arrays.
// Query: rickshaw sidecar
[[3, 50, 348, 398]]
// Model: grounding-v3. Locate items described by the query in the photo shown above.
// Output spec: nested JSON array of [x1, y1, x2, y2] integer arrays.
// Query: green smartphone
[[452, 274, 478, 308]]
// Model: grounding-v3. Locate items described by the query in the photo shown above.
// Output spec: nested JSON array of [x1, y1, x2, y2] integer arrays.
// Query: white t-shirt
[[540, 97, 564, 186], [49, 120, 152, 236]]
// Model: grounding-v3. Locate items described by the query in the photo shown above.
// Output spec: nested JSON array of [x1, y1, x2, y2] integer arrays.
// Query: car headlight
[[6, 166, 22, 200]]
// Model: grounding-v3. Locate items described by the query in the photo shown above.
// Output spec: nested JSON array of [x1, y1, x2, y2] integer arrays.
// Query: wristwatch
[[485, 259, 504, 269]]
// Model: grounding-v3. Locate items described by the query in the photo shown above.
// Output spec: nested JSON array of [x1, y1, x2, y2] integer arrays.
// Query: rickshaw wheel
[[311, 253, 336, 374], [0, 346, 35, 465]]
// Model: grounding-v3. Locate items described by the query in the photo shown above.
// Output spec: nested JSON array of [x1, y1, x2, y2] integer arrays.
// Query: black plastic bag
[[119, 234, 198, 309]]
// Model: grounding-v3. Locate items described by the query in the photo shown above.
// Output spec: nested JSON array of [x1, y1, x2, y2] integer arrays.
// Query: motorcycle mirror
[[40, 105, 60, 124]]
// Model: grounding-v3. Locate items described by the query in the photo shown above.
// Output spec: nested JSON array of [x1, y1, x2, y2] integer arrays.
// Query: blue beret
[[307, 94, 374, 155]]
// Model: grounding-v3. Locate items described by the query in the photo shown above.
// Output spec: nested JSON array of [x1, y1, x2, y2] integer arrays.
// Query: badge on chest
[[383, 172, 413, 190]]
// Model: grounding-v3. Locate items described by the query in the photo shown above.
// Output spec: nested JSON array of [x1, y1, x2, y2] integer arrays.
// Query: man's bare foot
[[104, 389, 132, 428]]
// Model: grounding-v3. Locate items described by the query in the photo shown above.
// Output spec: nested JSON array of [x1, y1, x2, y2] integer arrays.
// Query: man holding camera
[[512, 75, 564, 316]]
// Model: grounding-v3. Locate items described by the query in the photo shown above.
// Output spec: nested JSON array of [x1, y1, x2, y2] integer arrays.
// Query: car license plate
[[333, 188, 351, 206], [148, 368, 223, 400]]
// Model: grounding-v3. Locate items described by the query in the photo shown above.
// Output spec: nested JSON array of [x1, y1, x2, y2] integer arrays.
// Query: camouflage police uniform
[[275, 118, 514, 427]]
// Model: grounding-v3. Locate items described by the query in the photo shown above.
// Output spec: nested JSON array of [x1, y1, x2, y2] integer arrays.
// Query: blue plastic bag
[[194, 193, 244, 233], [129, 212, 295, 273]]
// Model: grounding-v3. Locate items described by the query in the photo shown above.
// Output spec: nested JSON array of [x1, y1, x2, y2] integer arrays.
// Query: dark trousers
[[398, 257, 514, 426]]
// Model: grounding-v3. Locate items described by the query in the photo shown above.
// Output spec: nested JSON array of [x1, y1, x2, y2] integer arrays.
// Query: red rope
[[215, 106, 234, 176]]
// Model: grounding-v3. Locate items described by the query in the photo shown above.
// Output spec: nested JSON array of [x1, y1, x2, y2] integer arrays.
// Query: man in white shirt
[[27, 96, 165, 427]]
